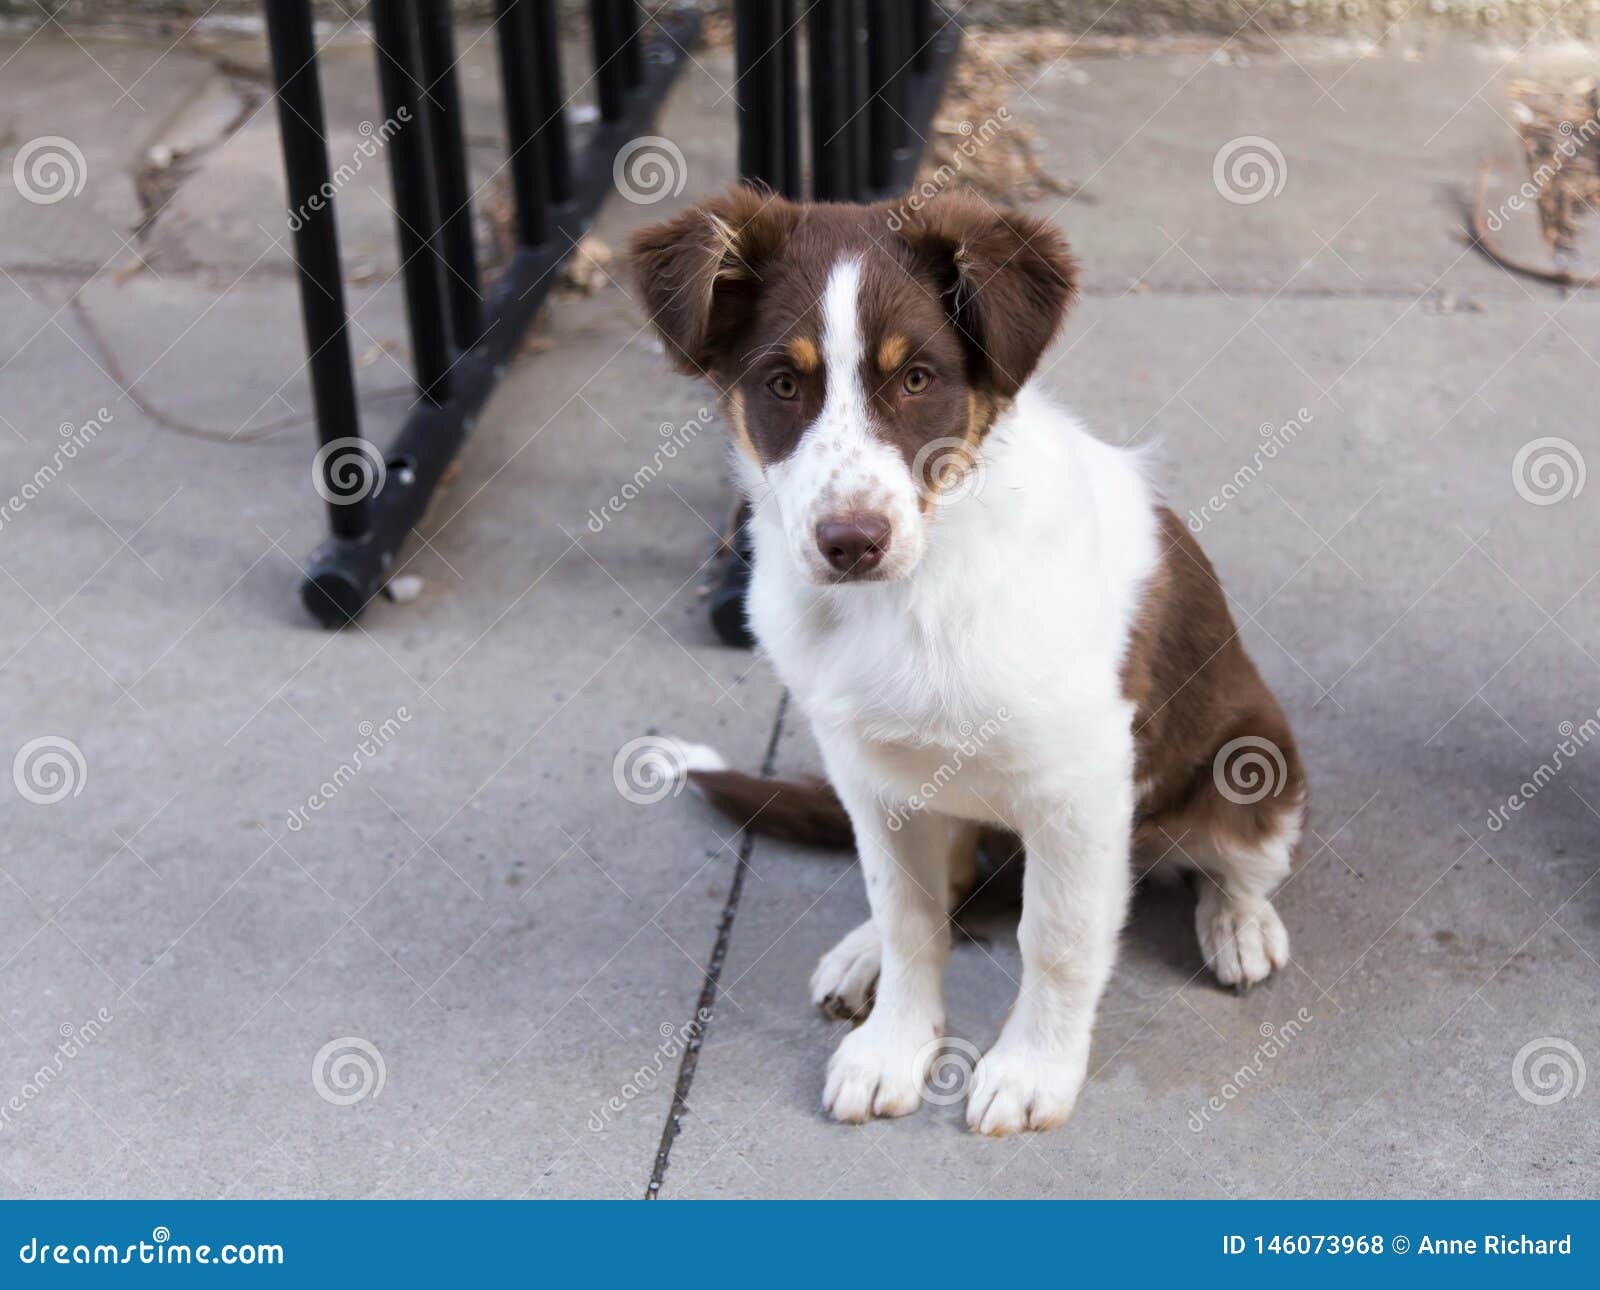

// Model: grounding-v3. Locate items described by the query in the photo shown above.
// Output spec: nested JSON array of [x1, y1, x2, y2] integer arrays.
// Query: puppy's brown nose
[[816, 515, 891, 574]]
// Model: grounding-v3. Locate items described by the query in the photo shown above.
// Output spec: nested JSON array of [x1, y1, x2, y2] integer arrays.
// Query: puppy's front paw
[[965, 1043, 1087, 1137], [1196, 887, 1289, 989], [822, 1020, 936, 1123], [810, 922, 881, 1020]]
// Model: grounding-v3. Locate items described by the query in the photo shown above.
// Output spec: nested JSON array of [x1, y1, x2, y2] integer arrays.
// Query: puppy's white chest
[[793, 604, 1014, 815]]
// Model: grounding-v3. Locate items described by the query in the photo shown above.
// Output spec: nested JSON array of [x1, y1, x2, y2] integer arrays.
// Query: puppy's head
[[630, 187, 1076, 584]]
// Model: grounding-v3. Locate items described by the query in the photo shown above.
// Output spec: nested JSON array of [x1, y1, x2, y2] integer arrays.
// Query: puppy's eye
[[902, 366, 933, 395], [768, 372, 800, 401]]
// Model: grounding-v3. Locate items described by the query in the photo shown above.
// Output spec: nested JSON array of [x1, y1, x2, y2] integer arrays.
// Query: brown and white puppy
[[631, 187, 1306, 1135]]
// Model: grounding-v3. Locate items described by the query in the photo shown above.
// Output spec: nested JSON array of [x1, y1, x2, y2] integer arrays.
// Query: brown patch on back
[[1123, 507, 1307, 862]]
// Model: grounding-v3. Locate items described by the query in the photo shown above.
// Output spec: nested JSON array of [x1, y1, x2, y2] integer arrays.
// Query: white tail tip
[[662, 737, 726, 791]]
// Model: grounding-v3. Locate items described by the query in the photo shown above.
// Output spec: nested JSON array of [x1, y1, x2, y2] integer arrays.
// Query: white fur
[[670, 739, 727, 774], [658, 737, 726, 801], [731, 258, 1286, 1134]]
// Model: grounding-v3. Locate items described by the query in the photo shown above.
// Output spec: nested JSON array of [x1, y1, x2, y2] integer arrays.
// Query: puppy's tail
[[660, 738, 854, 851]]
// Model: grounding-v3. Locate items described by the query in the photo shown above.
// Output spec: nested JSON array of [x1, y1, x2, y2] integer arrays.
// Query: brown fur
[[1124, 509, 1307, 863], [686, 768, 854, 850]]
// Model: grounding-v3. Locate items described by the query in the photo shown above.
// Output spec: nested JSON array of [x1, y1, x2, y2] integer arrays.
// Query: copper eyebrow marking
[[877, 335, 909, 371], [788, 337, 820, 372]]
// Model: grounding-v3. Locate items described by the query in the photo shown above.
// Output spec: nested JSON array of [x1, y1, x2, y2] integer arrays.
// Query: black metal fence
[[735, 0, 958, 204], [266, 0, 697, 627], [265, 1, 958, 632]]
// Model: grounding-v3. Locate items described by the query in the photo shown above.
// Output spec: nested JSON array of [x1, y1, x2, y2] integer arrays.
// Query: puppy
[[629, 187, 1306, 1135]]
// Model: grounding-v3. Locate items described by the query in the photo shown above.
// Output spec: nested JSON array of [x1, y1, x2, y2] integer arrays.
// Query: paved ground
[[1, 17, 1597, 1199]]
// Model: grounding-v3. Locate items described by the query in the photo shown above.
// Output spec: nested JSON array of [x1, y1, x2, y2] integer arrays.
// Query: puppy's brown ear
[[628, 185, 796, 379], [898, 195, 1077, 397]]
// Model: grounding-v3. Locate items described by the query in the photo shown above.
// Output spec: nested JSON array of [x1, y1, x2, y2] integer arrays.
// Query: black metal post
[[534, 0, 574, 203], [265, 0, 369, 540], [913, 0, 935, 73], [846, 0, 870, 199], [416, 0, 483, 350], [592, 0, 628, 124], [866, 0, 910, 195], [808, 0, 859, 201], [618, 0, 643, 89], [495, 0, 551, 247], [779, 0, 802, 199], [734, 0, 791, 195], [371, 0, 454, 404]]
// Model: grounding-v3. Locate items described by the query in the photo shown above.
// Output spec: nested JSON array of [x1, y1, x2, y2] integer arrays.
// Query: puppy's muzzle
[[815, 513, 891, 578]]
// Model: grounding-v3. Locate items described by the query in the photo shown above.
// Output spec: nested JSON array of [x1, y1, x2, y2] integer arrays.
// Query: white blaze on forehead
[[819, 256, 867, 438]]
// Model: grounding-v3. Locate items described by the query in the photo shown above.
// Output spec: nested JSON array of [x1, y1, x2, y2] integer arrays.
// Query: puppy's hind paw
[[1196, 887, 1289, 989]]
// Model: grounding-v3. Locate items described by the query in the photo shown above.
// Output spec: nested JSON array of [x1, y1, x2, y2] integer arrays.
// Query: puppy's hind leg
[[1148, 779, 1305, 991], [1192, 838, 1295, 990]]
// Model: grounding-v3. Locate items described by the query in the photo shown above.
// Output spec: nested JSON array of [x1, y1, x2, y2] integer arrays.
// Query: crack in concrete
[[646, 691, 789, 1199], [130, 67, 265, 265]]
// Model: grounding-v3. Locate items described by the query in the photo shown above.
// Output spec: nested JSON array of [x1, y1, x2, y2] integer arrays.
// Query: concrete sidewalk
[[0, 18, 1596, 1199]]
